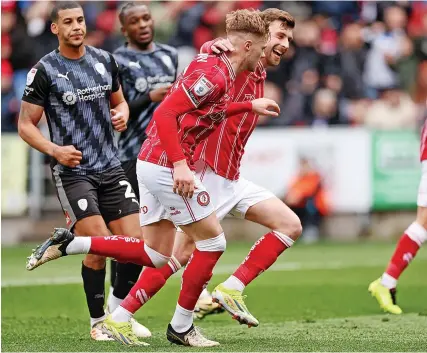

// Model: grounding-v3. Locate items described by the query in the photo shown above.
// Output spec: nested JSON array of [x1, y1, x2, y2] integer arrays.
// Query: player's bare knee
[[74, 222, 109, 238], [174, 249, 192, 267], [181, 213, 223, 241], [126, 228, 143, 240], [173, 230, 195, 266], [274, 214, 302, 241], [415, 206, 427, 230], [173, 241, 194, 266], [84, 254, 106, 269]]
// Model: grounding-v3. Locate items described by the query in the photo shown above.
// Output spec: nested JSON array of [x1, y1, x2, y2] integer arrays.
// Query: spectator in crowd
[[281, 69, 320, 126], [363, 6, 408, 98], [257, 81, 284, 126], [2, 0, 426, 130], [387, 35, 419, 96], [311, 88, 339, 127], [284, 157, 329, 243], [288, 20, 323, 84], [338, 23, 368, 101], [414, 61, 427, 106], [413, 8, 427, 61], [311, 0, 359, 30], [363, 85, 418, 130]]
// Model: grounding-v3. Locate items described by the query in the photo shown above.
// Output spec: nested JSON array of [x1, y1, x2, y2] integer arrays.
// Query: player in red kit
[[369, 113, 427, 314], [26, 9, 279, 347], [104, 9, 300, 330]]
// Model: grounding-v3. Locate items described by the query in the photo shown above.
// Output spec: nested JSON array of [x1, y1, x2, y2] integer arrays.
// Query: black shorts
[[121, 159, 139, 200], [52, 166, 140, 229]]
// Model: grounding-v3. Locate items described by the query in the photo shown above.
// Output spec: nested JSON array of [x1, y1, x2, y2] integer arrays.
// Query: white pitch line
[[1, 260, 386, 288]]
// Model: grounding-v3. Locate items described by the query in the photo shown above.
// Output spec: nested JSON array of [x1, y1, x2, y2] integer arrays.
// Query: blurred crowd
[[2, 0, 427, 132]]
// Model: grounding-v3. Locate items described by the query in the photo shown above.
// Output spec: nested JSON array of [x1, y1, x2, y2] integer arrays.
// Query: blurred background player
[[100, 8, 300, 330], [369, 116, 427, 314], [18, 1, 143, 341], [107, 3, 178, 338]]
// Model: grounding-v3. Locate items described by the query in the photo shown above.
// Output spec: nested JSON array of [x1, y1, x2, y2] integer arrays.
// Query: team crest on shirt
[[135, 77, 148, 92], [78, 198, 88, 211], [26, 68, 37, 86], [62, 91, 77, 105], [95, 63, 106, 75], [197, 191, 210, 207]]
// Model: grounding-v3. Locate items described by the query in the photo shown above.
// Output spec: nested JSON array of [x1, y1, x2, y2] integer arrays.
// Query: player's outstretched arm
[[18, 102, 83, 168], [225, 98, 280, 118]]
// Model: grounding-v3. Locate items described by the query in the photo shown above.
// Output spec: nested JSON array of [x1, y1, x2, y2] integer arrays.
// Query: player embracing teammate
[[111, 7, 301, 332]]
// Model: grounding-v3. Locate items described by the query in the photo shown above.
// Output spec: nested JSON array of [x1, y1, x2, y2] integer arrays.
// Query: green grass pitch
[[2, 241, 427, 352]]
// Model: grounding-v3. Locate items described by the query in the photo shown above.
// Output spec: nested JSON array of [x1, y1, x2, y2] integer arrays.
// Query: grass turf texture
[[2, 242, 427, 352]]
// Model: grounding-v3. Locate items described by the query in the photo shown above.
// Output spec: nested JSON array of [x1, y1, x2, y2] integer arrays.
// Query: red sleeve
[[200, 38, 221, 54], [181, 68, 225, 108], [156, 63, 226, 164], [154, 86, 194, 163], [226, 102, 252, 117]]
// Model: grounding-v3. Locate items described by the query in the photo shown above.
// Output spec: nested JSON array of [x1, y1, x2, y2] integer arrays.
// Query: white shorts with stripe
[[137, 160, 214, 226], [417, 161, 427, 207], [196, 160, 274, 220]]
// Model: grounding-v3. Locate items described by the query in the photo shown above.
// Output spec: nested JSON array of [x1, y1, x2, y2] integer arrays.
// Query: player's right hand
[[53, 145, 82, 168], [173, 160, 195, 198], [251, 98, 281, 117], [149, 84, 172, 102], [210, 39, 235, 54]]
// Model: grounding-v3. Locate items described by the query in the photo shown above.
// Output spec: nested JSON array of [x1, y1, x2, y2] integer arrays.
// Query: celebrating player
[[369, 115, 427, 314], [108, 8, 300, 329], [106, 2, 178, 336], [26, 9, 279, 347], [18, 1, 145, 341]]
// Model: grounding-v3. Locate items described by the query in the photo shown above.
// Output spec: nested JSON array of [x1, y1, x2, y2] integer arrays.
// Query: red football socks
[[90, 236, 155, 267], [178, 249, 223, 310], [121, 257, 182, 314], [233, 232, 290, 286], [385, 233, 421, 280]]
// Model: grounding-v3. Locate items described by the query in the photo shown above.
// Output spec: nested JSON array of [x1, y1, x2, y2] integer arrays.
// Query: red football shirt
[[194, 61, 266, 180], [138, 53, 237, 168]]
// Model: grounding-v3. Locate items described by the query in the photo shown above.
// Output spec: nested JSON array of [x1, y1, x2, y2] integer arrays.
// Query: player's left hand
[[111, 109, 128, 132], [251, 98, 281, 117]]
